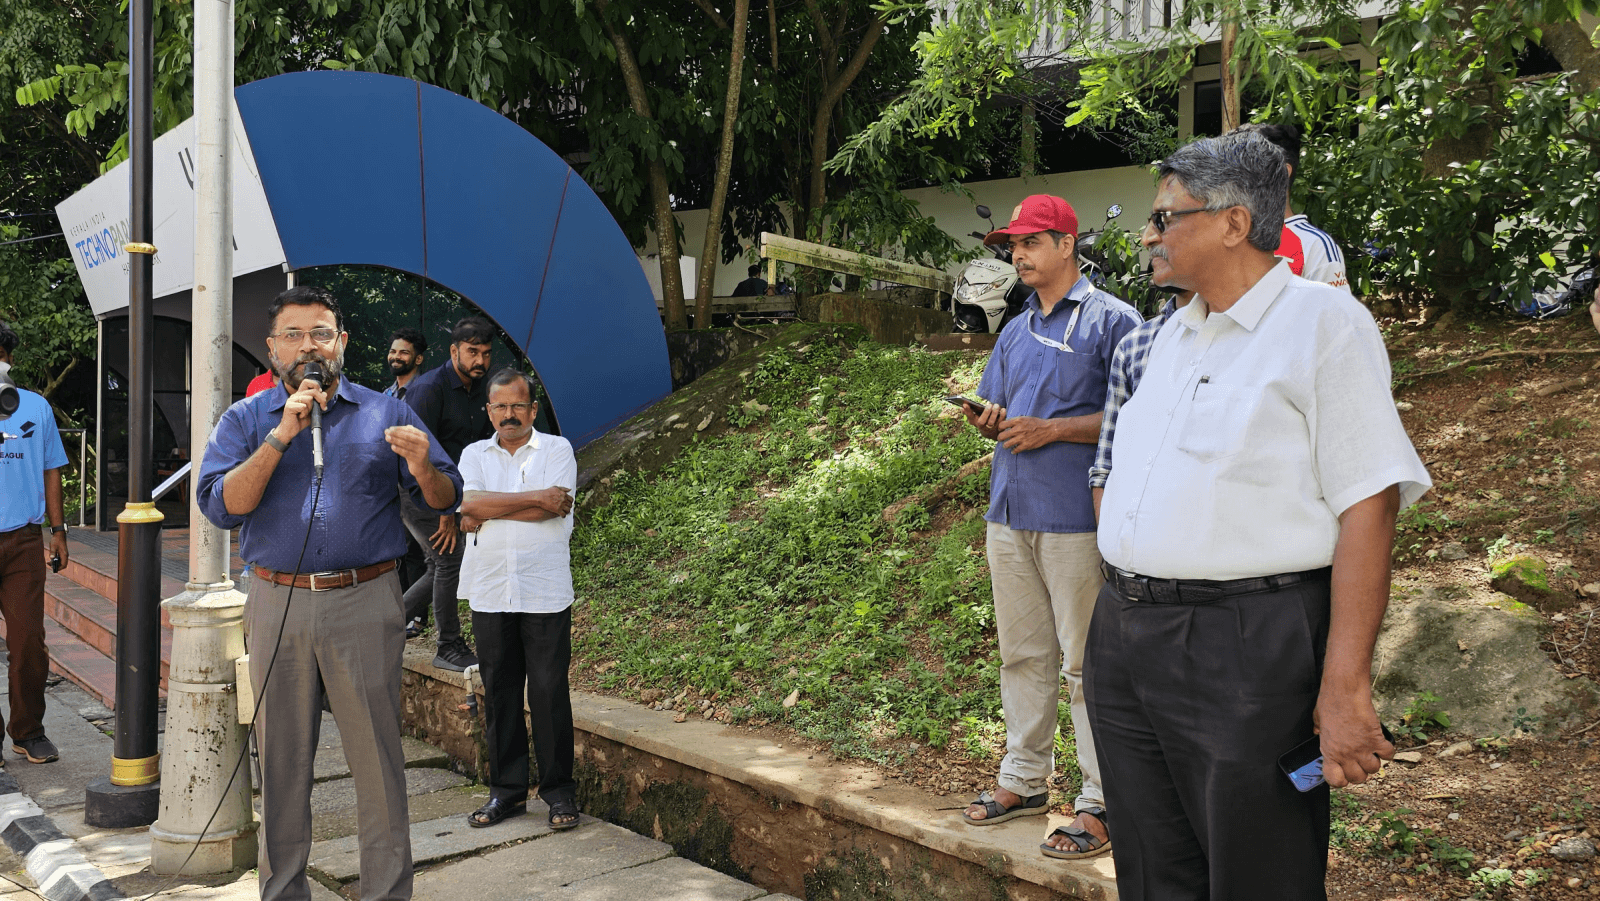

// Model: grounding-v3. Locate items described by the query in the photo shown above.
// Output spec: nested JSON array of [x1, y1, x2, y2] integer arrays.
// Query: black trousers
[[473, 607, 576, 806], [1084, 579, 1331, 901]]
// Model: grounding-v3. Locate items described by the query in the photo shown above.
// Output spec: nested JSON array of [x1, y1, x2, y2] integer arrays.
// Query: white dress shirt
[[1098, 261, 1430, 580], [458, 430, 577, 614]]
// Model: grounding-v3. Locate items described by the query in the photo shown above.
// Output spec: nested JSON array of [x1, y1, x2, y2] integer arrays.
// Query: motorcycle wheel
[[952, 306, 989, 333]]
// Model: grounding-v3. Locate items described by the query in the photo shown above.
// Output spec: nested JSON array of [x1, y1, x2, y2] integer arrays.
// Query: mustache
[[1148, 247, 1169, 260], [498, 418, 522, 428]]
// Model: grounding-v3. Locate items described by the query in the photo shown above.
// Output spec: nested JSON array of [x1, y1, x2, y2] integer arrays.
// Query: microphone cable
[[136, 469, 324, 901]]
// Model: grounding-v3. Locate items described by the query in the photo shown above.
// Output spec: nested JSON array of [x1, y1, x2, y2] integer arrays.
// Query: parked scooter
[[946, 205, 1030, 334]]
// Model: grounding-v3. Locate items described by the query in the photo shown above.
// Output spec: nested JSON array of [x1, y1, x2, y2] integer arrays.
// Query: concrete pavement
[[0, 678, 799, 900]]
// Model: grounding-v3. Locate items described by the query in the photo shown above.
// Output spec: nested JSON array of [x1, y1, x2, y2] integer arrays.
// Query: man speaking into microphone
[[197, 286, 461, 901]]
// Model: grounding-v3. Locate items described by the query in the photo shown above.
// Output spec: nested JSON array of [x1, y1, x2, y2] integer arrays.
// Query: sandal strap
[[1047, 825, 1104, 853]]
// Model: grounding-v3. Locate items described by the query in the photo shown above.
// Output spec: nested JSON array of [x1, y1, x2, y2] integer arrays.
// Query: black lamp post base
[[85, 777, 159, 828]]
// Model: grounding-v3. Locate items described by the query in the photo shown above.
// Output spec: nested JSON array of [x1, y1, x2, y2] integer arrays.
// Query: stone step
[[0, 612, 123, 709]]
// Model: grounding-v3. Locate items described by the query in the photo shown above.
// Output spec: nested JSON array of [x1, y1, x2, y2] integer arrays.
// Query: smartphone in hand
[[943, 395, 984, 413], [1278, 724, 1396, 792]]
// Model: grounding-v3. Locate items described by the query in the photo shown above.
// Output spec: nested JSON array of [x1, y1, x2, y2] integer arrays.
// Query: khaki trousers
[[246, 570, 411, 901], [988, 522, 1104, 811]]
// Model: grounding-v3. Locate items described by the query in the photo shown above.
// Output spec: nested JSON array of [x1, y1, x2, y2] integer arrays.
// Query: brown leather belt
[[253, 560, 397, 592]]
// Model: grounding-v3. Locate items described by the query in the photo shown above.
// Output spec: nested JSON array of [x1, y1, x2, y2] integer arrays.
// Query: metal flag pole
[[86, 0, 163, 828]]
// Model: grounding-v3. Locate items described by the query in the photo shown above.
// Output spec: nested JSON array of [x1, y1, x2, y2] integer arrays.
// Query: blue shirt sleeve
[[395, 401, 462, 516], [196, 402, 257, 531], [975, 332, 1008, 408]]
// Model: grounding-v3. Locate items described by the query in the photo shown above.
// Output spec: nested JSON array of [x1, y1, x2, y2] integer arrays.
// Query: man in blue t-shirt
[[0, 322, 68, 765]]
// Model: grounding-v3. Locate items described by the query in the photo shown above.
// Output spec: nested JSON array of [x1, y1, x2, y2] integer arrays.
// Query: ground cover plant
[[571, 330, 1018, 775]]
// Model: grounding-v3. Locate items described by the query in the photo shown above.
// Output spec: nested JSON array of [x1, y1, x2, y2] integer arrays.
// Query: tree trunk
[[1220, 14, 1241, 132], [695, 0, 751, 328], [1542, 17, 1600, 96], [803, 13, 888, 238], [596, 0, 688, 330]]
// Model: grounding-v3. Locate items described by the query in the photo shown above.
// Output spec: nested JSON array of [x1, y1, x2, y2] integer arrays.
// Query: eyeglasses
[[487, 403, 534, 415], [1147, 207, 1211, 234], [272, 328, 339, 345]]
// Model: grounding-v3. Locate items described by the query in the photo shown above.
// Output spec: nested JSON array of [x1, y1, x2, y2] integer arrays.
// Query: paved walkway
[[0, 677, 797, 900]]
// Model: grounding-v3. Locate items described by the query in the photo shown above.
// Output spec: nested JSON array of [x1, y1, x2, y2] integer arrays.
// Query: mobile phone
[[1278, 735, 1325, 792], [943, 395, 984, 412], [49, 552, 63, 574], [1278, 724, 1396, 792]]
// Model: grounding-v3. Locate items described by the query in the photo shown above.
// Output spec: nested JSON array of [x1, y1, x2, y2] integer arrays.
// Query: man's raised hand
[[276, 377, 328, 442], [384, 425, 433, 469]]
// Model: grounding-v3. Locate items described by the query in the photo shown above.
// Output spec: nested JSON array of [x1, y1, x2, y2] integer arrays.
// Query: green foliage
[[1466, 866, 1515, 899], [1397, 690, 1451, 743], [0, 223, 94, 411], [572, 335, 1019, 762]]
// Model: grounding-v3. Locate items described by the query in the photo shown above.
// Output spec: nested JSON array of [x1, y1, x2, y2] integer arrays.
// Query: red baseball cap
[[983, 195, 1079, 246]]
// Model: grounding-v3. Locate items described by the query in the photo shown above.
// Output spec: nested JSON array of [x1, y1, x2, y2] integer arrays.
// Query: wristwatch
[[263, 430, 289, 454], [49, 525, 65, 535]]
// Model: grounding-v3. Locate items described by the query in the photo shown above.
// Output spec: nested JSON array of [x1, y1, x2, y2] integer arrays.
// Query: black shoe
[[405, 617, 425, 640], [548, 798, 580, 830], [432, 639, 478, 673], [467, 797, 525, 828], [13, 735, 58, 764]]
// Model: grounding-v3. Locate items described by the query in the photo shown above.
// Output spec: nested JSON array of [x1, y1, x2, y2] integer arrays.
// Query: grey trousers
[[246, 569, 412, 901]]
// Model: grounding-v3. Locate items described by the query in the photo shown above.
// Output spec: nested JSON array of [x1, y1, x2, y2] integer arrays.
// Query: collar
[[1177, 260, 1292, 333], [492, 430, 541, 455], [442, 361, 477, 392], [1027, 273, 1094, 318], [262, 370, 362, 412]]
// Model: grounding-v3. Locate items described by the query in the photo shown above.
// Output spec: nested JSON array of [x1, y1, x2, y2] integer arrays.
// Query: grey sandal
[[960, 789, 1049, 826], [1041, 806, 1111, 859]]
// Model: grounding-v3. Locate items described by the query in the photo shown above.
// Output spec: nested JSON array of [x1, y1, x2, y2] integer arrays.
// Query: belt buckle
[[308, 571, 338, 592]]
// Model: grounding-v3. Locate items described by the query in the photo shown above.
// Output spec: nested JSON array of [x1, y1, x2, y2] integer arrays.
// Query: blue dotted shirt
[[197, 377, 461, 572]]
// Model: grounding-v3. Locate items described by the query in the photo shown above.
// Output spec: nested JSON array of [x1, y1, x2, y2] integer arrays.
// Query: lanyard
[[1023, 301, 1083, 353]]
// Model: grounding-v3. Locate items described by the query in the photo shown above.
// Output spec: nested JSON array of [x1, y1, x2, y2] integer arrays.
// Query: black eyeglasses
[[1147, 207, 1211, 234]]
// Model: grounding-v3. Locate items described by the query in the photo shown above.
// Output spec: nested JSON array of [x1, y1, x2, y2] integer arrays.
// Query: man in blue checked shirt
[[198, 286, 461, 901], [957, 195, 1140, 862]]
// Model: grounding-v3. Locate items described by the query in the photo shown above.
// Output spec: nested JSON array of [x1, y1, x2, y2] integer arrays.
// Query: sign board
[[55, 99, 287, 317]]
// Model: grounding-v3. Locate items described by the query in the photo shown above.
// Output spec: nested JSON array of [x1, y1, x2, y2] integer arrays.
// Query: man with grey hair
[[1088, 131, 1430, 899]]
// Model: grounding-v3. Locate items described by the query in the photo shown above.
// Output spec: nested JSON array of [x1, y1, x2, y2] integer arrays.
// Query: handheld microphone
[[302, 361, 326, 478]]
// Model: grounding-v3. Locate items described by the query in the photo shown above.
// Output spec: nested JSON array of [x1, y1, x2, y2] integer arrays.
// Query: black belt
[[1100, 561, 1332, 605]]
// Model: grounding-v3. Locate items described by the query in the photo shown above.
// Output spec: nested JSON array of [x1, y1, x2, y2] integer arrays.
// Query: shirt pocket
[[341, 442, 397, 502], [1175, 384, 1258, 464], [1044, 349, 1098, 407]]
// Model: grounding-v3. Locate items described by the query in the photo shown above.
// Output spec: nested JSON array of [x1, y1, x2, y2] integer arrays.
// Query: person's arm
[[44, 468, 68, 568], [459, 487, 570, 520], [1315, 484, 1400, 787]]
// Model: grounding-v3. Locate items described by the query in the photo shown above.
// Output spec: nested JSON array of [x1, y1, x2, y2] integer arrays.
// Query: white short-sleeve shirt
[[458, 430, 577, 614], [1097, 261, 1430, 580]]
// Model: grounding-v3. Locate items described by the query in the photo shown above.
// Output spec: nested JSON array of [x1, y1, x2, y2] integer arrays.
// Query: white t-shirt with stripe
[[1277, 214, 1351, 294]]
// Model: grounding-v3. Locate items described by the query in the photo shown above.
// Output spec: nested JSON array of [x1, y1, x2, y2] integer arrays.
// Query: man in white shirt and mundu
[[1090, 130, 1430, 900], [456, 370, 581, 831]]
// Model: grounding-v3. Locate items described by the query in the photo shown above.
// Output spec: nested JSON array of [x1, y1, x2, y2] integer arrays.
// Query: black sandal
[[1041, 807, 1112, 860], [548, 798, 580, 830], [468, 797, 525, 828]]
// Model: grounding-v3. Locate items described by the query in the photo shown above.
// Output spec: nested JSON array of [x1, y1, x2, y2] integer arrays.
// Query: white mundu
[[458, 430, 577, 613], [1098, 261, 1430, 581]]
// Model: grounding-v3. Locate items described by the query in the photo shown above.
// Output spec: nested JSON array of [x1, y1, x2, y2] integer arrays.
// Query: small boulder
[[1438, 740, 1475, 758], [1551, 837, 1597, 861], [639, 688, 664, 705], [1489, 554, 1563, 612], [1393, 751, 1424, 764], [782, 688, 800, 708], [1438, 542, 1470, 562]]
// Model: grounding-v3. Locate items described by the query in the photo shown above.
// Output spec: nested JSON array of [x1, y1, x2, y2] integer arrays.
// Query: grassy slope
[[571, 329, 1044, 769]]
